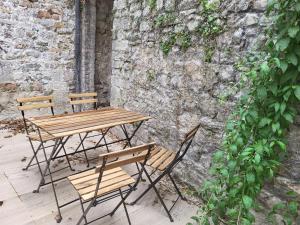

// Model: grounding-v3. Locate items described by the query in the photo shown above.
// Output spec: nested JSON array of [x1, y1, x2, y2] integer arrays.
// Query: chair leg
[[79, 198, 88, 225], [76, 200, 94, 225], [168, 173, 186, 201], [78, 133, 89, 167], [119, 189, 131, 225], [110, 188, 133, 217], [61, 144, 74, 171], [143, 170, 174, 222], [23, 142, 42, 171]]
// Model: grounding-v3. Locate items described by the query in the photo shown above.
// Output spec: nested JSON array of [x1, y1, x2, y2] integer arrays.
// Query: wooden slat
[[151, 150, 174, 169], [40, 114, 147, 134], [52, 117, 150, 138], [28, 108, 151, 138], [68, 167, 121, 181], [70, 99, 97, 105], [81, 178, 135, 201], [71, 169, 125, 186], [158, 153, 176, 171], [77, 174, 132, 195], [30, 107, 114, 122], [18, 103, 54, 111], [69, 92, 97, 98], [147, 148, 168, 166], [73, 171, 128, 190], [36, 110, 139, 128], [183, 124, 201, 144], [98, 143, 155, 160], [16, 95, 53, 103], [96, 154, 148, 173], [27, 133, 55, 142]]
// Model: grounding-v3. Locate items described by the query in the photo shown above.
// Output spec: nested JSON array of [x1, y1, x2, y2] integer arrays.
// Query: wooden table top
[[28, 107, 151, 138]]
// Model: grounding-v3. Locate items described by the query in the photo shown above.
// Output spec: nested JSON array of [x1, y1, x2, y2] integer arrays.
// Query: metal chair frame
[[17, 96, 74, 179], [129, 124, 201, 222], [66, 143, 155, 225], [68, 92, 109, 167]]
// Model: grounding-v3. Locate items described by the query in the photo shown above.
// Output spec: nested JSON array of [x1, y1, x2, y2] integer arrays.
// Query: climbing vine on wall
[[189, 0, 300, 224], [148, 0, 225, 61]]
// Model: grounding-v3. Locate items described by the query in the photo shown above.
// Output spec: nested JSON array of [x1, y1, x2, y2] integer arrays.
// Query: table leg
[[34, 128, 63, 222]]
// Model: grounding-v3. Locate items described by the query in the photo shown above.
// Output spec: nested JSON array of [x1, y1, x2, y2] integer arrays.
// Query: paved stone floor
[[0, 130, 197, 225]]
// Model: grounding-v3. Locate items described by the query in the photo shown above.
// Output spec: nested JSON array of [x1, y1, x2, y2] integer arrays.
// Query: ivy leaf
[[260, 62, 270, 75], [287, 53, 298, 65], [280, 61, 288, 72], [288, 27, 300, 38], [246, 172, 255, 183], [254, 154, 261, 164], [258, 117, 271, 128], [276, 38, 290, 51], [276, 141, 286, 151], [280, 102, 286, 114], [283, 113, 294, 123], [294, 86, 300, 100], [296, 3, 300, 12], [257, 86, 267, 100], [288, 201, 298, 216], [274, 102, 280, 112], [213, 151, 224, 162], [242, 195, 253, 209]]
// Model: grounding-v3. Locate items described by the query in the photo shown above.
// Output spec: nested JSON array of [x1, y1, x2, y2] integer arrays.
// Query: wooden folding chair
[[67, 143, 155, 225], [129, 124, 201, 222], [17, 95, 74, 178], [67, 92, 110, 167]]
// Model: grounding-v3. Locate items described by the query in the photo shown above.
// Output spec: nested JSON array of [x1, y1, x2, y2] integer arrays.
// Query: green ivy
[[148, 0, 156, 11], [191, 0, 300, 224], [154, 13, 176, 28]]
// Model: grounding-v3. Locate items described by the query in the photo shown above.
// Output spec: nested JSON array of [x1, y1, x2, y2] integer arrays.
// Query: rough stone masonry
[[110, 0, 269, 185], [1, 0, 300, 215], [0, 0, 76, 118]]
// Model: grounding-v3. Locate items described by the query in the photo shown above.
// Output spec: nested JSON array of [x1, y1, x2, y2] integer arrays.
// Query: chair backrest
[[93, 143, 155, 199], [69, 92, 98, 112], [17, 95, 54, 121], [169, 124, 201, 170], [16, 95, 55, 134]]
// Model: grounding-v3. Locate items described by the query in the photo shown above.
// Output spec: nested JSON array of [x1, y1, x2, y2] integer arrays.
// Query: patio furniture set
[[16, 93, 200, 225]]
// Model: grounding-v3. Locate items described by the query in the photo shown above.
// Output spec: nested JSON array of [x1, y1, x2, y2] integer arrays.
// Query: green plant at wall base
[[190, 0, 300, 224]]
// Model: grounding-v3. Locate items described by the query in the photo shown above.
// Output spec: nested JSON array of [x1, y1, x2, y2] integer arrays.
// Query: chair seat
[[28, 132, 55, 142], [146, 145, 176, 171], [68, 167, 135, 201]]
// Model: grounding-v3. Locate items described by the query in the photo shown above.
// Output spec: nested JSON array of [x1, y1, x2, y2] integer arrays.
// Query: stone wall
[[0, 0, 75, 119], [110, 0, 268, 186]]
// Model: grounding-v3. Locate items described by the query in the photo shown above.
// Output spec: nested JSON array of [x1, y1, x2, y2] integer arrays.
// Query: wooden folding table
[[27, 107, 151, 222]]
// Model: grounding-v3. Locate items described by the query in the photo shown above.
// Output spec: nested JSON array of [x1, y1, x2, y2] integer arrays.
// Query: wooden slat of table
[[41, 114, 146, 133], [37, 110, 139, 128], [29, 108, 150, 138]]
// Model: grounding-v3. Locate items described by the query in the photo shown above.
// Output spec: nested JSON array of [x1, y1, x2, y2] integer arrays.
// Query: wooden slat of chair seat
[[68, 167, 135, 201], [146, 145, 177, 171], [27, 132, 55, 142], [16, 95, 53, 103], [70, 168, 125, 186], [69, 92, 97, 98], [82, 178, 135, 201], [68, 167, 121, 181]]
